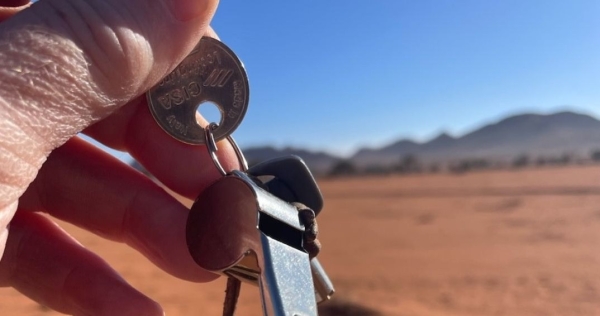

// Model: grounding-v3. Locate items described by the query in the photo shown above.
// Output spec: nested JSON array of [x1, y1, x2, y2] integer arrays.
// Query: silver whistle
[[186, 170, 322, 315]]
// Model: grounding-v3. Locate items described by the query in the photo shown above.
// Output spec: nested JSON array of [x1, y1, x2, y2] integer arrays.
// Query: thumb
[[0, 0, 219, 251]]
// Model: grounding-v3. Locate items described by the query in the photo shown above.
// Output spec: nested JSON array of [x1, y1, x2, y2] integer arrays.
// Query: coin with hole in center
[[146, 37, 249, 145]]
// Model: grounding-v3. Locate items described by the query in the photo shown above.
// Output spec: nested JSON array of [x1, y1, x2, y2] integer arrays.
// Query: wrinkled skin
[[0, 0, 242, 314]]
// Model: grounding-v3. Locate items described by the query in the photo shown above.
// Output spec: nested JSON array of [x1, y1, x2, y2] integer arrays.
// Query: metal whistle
[[186, 170, 318, 316]]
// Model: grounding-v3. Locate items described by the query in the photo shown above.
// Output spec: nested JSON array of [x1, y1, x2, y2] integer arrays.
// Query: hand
[[0, 0, 242, 315]]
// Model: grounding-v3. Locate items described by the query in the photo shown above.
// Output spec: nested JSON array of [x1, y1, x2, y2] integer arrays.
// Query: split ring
[[204, 122, 248, 176]]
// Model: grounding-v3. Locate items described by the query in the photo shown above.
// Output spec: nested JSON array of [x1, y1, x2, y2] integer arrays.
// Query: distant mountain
[[244, 111, 600, 174], [352, 111, 600, 167], [243, 146, 341, 175]]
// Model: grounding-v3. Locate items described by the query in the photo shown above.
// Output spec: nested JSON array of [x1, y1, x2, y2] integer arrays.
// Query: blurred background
[[4, 1, 600, 315]]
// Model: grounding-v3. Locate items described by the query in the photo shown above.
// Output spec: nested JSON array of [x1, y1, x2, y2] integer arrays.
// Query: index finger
[[84, 94, 242, 200]]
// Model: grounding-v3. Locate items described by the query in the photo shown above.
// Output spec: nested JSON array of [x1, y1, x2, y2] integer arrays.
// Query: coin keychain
[[147, 36, 249, 144]]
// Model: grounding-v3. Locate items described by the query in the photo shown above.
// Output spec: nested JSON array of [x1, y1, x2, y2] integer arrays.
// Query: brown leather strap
[[293, 202, 321, 259], [222, 277, 241, 316]]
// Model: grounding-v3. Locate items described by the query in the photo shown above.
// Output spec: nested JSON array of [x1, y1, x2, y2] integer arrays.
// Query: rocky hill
[[244, 111, 600, 174], [352, 111, 600, 167]]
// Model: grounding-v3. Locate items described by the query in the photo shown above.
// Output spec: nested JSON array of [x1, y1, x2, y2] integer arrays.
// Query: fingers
[[83, 26, 237, 199], [126, 102, 241, 198], [0, 211, 163, 316], [19, 136, 218, 282], [85, 96, 241, 199], [0, 0, 219, 160], [0, 0, 219, 253]]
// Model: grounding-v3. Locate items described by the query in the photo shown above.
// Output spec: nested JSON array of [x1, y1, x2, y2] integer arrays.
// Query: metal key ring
[[204, 122, 248, 176]]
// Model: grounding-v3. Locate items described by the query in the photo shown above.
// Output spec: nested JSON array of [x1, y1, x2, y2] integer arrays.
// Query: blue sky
[[202, 0, 600, 157]]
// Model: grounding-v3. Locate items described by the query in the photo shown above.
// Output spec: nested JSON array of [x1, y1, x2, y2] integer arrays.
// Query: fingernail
[[0, 1, 30, 23], [2, 0, 30, 7], [165, 0, 216, 22]]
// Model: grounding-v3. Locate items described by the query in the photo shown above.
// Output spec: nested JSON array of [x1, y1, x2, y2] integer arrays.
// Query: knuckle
[[34, 0, 153, 101]]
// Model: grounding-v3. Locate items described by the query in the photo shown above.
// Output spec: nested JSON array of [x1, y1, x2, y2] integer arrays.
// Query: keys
[[145, 37, 334, 315]]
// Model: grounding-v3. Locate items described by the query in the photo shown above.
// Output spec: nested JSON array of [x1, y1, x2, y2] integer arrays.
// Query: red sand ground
[[3, 165, 600, 315]]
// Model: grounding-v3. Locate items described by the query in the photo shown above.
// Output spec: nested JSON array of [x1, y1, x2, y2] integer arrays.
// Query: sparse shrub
[[558, 153, 571, 165], [592, 150, 600, 162], [328, 160, 357, 177], [468, 158, 491, 170], [449, 158, 491, 173], [448, 162, 466, 174], [512, 154, 530, 168], [395, 154, 422, 174], [536, 157, 547, 166], [428, 163, 441, 173], [363, 165, 391, 176], [537, 154, 573, 166]]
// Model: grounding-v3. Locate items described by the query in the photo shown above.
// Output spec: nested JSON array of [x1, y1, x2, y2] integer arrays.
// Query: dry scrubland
[[3, 166, 600, 315]]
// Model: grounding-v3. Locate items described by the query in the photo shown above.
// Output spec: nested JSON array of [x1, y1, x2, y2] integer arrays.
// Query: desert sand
[[3, 165, 600, 315]]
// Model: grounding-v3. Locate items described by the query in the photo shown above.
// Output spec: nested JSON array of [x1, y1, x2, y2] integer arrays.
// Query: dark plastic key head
[[186, 171, 318, 316], [248, 155, 324, 215]]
